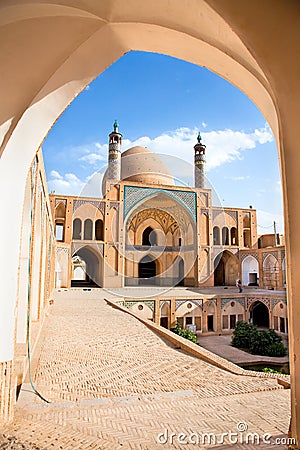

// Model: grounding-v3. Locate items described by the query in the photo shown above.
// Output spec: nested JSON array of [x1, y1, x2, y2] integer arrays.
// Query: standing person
[[236, 279, 243, 293]]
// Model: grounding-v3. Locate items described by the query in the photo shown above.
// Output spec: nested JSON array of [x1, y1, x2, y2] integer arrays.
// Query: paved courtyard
[[198, 334, 289, 365], [2, 289, 291, 449]]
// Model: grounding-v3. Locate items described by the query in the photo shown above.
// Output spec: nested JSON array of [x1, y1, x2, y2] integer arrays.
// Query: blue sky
[[43, 51, 283, 234]]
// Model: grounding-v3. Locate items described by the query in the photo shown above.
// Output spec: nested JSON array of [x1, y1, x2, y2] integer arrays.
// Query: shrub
[[262, 367, 282, 374], [231, 321, 287, 357], [265, 342, 287, 357], [231, 321, 256, 349], [171, 321, 197, 344]]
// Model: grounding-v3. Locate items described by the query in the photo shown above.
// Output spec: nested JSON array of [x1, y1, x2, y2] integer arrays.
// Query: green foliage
[[231, 321, 256, 349], [262, 367, 282, 374], [231, 321, 287, 357], [171, 321, 197, 344]]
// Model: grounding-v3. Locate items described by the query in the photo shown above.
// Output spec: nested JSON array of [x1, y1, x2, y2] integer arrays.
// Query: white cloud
[[48, 171, 85, 196], [118, 124, 274, 172], [201, 122, 208, 128], [225, 175, 250, 181], [47, 123, 274, 197], [79, 153, 106, 165], [50, 170, 62, 179], [78, 142, 107, 165]]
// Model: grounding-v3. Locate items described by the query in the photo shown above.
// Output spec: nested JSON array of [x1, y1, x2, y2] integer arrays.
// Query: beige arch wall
[[0, 0, 300, 439]]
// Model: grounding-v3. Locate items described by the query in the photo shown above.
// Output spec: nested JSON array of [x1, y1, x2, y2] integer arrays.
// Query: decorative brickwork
[[73, 199, 105, 214], [240, 252, 259, 261], [246, 296, 271, 310]]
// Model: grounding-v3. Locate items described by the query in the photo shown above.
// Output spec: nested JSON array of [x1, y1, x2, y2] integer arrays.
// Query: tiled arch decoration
[[123, 186, 197, 221]]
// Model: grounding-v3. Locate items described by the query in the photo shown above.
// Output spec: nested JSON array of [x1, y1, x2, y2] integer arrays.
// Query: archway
[[175, 257, 185, 287], [251, 301, 270, 328], [1, 1, 300, 440], [214, 251, 239, 286], [142, 227, 157, 246], [138, 255, 157, 285], [242, 255, 259, 286], [71, 247, 101, 287]]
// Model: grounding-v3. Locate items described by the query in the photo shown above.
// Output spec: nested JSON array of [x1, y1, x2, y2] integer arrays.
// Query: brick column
[[216, 297, 222, 333], [170, 298, 176, 328], [154, 299, 160, 325], [202, 299, 208, 333]]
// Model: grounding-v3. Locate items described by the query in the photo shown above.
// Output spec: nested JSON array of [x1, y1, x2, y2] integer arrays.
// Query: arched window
[[142, 227, 157, 246], [72, 218, 82, 240], [222, 227, 229, 245], [213, 226, 220, 245], [243, 229, 251, 247], [95, 219, 104, 241], [84, 219, 93, 240], [231, 227, 237, 245], [55, 202, 66, 219], [243, 212, 251, 228]]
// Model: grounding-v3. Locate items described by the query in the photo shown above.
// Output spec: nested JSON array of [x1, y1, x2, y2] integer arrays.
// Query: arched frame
[[0, 1, 300, 438]]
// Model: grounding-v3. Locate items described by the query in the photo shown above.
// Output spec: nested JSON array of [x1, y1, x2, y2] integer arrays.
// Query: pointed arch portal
[[71, 247, 101, 288], [214, 251, 239, 286], [250, 301, 270, 328], [138, 255, 157, 285]]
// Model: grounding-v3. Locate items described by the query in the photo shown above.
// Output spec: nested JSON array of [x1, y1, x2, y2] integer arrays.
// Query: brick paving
[[2, 290, 291, 449]]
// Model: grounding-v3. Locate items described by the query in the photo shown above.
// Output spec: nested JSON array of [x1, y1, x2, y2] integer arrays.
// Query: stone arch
[[221, 300, 244, 330], [222, 227, 229, 245], [263, 254, 279, 271], [142, 226, 157, 246], [138, 255, 157, 284], [230, 227, 238, 245], [242, 255, 259, 286], [263, 254, 279, 289], [160, 301, 170, 328], [83, 218, 93, 240], [250, 301, 270, 328], [71, 246, 101, 287], [176, 301, 202, 331], [55, 202, 66, 219], [1, 1, 300, 437], [130, 302, 153, 320], [173, 256, 185, 287], [95, 218, 103, 241], [214, 250, 239, 286], [72, 218, 82, 240], [213, 226, 220, 245], [273, 301, 288, 333]]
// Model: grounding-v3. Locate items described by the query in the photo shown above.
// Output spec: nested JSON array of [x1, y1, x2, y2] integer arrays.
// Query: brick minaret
[[108, 120, 122, 182], [194, 132, 206, 188]]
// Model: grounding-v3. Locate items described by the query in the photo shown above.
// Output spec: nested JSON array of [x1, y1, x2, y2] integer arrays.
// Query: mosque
[[45, 122, 288, 336], [50, 121, 286, 293]]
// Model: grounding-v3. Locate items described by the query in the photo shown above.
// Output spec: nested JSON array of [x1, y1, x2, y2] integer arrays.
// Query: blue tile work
[[272, 298, 287, 308], [221, 297, 245, 309], [175, 299, 203, 310], [124, 300, 155, 311], [123, 185, 197, 220]]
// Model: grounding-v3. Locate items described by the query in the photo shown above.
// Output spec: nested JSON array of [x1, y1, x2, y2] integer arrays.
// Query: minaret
[[194, 132, 206, 188], [108, 120, 122, 182]]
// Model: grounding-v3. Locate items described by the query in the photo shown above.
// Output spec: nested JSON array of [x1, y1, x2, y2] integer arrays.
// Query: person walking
[[236, 279, 243, 293]]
